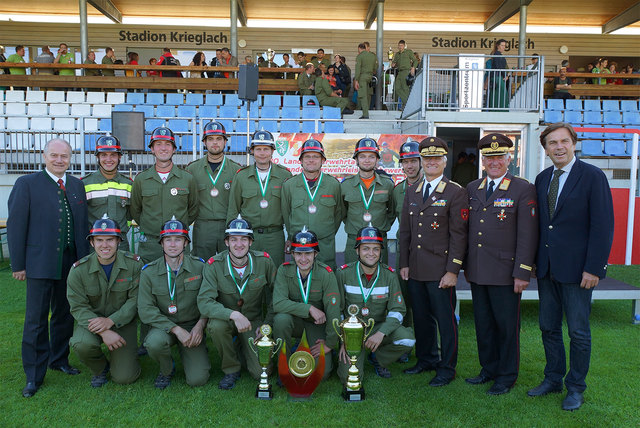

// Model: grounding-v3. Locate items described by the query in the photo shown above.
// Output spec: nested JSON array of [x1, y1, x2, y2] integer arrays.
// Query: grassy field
[[0, 262, 638, 427]]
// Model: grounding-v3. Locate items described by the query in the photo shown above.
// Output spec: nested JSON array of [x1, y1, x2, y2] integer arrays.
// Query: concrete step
[[343, 110, 403, 134]]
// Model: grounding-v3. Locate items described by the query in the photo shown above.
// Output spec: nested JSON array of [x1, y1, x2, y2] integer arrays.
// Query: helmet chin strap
[[229, 247, 250, 265], [163, 245, 186, 265], [358, 256, 379, 269]]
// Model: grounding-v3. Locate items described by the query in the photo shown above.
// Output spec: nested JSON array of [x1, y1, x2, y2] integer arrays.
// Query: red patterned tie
[[58, 178, 66, 192]]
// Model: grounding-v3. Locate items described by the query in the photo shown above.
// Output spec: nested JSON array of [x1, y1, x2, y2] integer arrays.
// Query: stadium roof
[[1, 0, 639, 34]]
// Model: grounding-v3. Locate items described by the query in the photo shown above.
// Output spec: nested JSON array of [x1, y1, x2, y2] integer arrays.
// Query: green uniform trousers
[[273, 313, 334, 379], [253, 229, 285, 268], [395, 70, 411, 107], [70, 320, 140, 384], [357, 77, 372, 118], [192, 219, 226, 260], [317, 237, 337, 271], [344, 234, 388, 265], [208, 318, 265, 380], [320, 96, 349, 112], [144, 323, 211, 387], [337, 325, 414, 385]]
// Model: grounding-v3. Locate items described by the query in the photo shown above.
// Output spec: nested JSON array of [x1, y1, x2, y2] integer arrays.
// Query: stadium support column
[[230, 0, 238, 58], [79, 0, 89, 75], [375, 1, 384, 110], [518, 3, 527, 69]]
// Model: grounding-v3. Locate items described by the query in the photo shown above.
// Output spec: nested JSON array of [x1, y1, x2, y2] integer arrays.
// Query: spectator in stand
[[561, 60, 574, 73], [35, 46, 55, 75], [281, 53, 295, 80], [314, 68, 353, 115], [7, 45, 26, 89], [125, 52, 141, 77], [84, 51, 101, 76], [220, 47, 238, 78], [208, 49, 223, 78], [243, 56, 253, 65], [188, 52, 206, 78], [608, 62, 623, 85], [147, 58, 158, 77], [113, 60, 126, 77], [333, 54, 351, 98], [0, 45, 7, 71], [298, 63, 315, 95], [527, 54, 539, 70], [487, 39, 509, 111], [325, 64, 343, 92], [623, 64, 638, 85], [392, 40, 416, 108], [296, 51, 307, 67], [54, 43, 75, 76], [157, 48, 182, 78], [102, 47, 116, 77], [552, 67, 573, 100], [312, 48, 331, 70], [591, 58, 605, 85]]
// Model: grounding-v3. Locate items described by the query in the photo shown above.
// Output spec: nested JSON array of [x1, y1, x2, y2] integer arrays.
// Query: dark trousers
[[408, 279, 458, 378], [470, 283, 521, 386], [22, 249, 75, 384], [538, 274, 592, 393]]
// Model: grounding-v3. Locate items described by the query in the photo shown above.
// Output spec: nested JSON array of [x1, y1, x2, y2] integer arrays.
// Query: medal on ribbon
[[257, 166, 271, 209], [359, 183, 375, 223], [297, 267, 313, 304], [166, 263, 182, 314], [207, 156, 226, 198], [303, 172, 323, 215], [357, 262, 380, 317], [227, 254, 254, 307]]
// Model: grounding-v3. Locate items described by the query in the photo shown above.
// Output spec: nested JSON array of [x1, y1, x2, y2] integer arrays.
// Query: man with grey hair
[[35, 46, 55, 75], [8, 138, 90, 398]]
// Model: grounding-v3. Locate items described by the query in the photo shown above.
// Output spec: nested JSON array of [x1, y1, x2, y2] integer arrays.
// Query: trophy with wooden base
[[333, 304, 374, 401], [248, 324, 282, 400]]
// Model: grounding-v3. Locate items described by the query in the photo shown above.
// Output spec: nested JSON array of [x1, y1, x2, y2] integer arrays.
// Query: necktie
[[548, 169, 565, 218], [58, 178, 66, 192], [423, 183, 431, 202], [486, 180, 495, 200]]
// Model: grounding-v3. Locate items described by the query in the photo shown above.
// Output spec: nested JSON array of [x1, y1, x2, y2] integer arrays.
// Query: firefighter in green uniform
[[197, 215, 277, 390], [336, 225, 415, 382], [130, 126, 198, 263], [392, 40, 416, 109], [354, 42, 378, 119], [281, 139, 342, 270], [67, 215, 143, 388], [186, 121, 240, 259], [227, 129, 292, 268], [138, 217, 210, 389], [391, 139, 422, 336], [341, 137, 395, 265], [297, 63, 316, 96], [82, 135, 133, 251], [311, 48, 331, 70], [314, 69, 351, 113], [273, 227, 341, 379]]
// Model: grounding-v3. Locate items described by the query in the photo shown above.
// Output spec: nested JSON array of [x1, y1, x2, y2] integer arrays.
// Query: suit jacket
[[8, 170, 90, 279], [398, 176, 468, 282], [535, 158, 614, 283], [465, 173, 538, 286]]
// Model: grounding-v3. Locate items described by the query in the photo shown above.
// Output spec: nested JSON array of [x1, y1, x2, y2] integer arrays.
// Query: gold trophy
[[248, 324, 283, 400], [266, 48, 276, 67], [333, 304, 375, 401]]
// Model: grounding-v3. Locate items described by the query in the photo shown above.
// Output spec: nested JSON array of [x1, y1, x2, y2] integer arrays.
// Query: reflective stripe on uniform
[[343, 284, 389, 295], [85, 182, 132, 200], [387, 311, 403, 323], [393, 338, 416, 347]]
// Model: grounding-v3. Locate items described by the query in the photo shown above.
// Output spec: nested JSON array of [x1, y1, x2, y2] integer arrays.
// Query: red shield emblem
[[461, 209, 469, 221]]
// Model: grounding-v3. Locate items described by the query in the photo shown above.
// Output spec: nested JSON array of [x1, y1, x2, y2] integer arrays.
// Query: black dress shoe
[[527, 380, 563, 397], [403, 364, 435, 375], [487, 383, 512, 395], [465, 374, 493, 385], [429, 375, 453, 387], [343, 108, 354, 115], [22, 382, 38, 398], [50, 364, 80, 375], [218, 371, 241, 390], [562, 391, 584, 411]]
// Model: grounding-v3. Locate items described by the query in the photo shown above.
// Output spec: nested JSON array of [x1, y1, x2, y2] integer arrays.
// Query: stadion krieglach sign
[[118, 30, 228, 46]]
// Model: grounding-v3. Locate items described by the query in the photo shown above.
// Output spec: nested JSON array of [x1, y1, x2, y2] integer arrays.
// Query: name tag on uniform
[[184, 275, 202, 283], [432, 200, 447, 207], [494, 198, 514, 208]]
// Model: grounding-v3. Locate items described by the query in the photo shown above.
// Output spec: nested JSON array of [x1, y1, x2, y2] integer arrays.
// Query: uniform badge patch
[[461, 209, 469, 221], [431, 221, 440, 230], [432, 200, 447, 207], [497, 209, 507, 221], [331, 296, 337, 305], [397, 294, 403, 304]]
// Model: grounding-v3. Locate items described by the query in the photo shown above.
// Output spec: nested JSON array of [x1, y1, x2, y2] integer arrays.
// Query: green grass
[[0, 262, 638, 427]]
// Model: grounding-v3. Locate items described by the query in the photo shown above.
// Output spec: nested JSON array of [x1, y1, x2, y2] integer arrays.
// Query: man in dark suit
[[528, 123, 614, 411], [8, 138, 90, 398], [465, 134, 538, 395], [398, 137, 468, 387]]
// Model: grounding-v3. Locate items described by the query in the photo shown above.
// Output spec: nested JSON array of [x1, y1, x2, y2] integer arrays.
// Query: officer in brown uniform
[[464, 133, 538, 395], [398, 137, 468, 387]]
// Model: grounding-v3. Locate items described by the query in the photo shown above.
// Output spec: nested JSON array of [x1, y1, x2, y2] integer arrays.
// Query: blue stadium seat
[[546, 99, 564, 110], [236, 120, 256, 133], [282, 107, 301, 119], [302, 95, 319, 106], [603, 111, 622, 125], [280, 120, 301, 133], [168, 119, 191, 150], [283, 95, 301, 108], [156, 105, 176, 117], [565, 99, 582, 111], [583, 110, 602, 124], [145, 119, 165, 132], [168, 119, 190, 133], [166, 93, 184, 105], [146, 93, 164, 105], [126, 93, 144, 104], [620, 100, 639, 112], [580, 140, 603, 156], [583, 99, 601, 111], [199, 105, 218, 119], [563, 110, 582, 123], [219, 105, 239, 119], [177, 105, 197, 118], [113, 104, 134, 112], [603, 128, 624, 139], [229, 135, 249, 152], [263, 95, 281, 107], [582, 125, 604, 138], [240, 104, 259, 118], [205, 93, 224, 106], [604, 140, 627, 156], [99, 119, 112, 132], [322, 106, 341, 119], [260, 106, 280, 119], [302, 121, 320, 133], [224, 94, 242, 106], [302, 107, 321, 119], [602, 100, 620, 111], [185, 93, 204, 105], [324, 121, 345, 133], [218, 119, 234, 132], [136, 105, 155, 118], [257, 120, 278, 133], [622, 111, 640, 125], [84, 134, 98, 152], [544, 110, 563, 123]]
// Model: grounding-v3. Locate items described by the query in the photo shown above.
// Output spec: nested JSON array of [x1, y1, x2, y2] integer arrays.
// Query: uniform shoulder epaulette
[[72, 255, 91, 268], [283, 261, 291, 266], [263, 252, 270, 258], [186, 159, 198, 168], [237, 165, 251, 173], [191, 255, 205, 263], [376, 169, 393, 181], [325, 265, 333, 273], [207, 256, 216, 265], [387, 266, 395, 273], [274, 163, 289, 172], [514, 175, 530, 183], [448, 180, 462, 188], [394, 179, 406, 188], [340, 264, 349, 270], [324, 173, 339, 183], [122, 252, 141, 262], [141, 263, 150, 271]]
